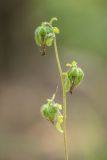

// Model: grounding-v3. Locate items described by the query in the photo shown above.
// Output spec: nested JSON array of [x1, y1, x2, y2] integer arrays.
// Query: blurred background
[[0, 0, 107, 160]]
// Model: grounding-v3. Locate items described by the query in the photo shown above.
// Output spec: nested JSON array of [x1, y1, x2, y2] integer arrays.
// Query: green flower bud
[[68, 66, 84, 86], [34, 18, 60, 55], [40, 92, 63, 133], [41, 102, 58, 123], [34, 26, 47, 46], [65, 61, 84, 93], [34, 22, 55, 47], [41, 101, 60, 124]]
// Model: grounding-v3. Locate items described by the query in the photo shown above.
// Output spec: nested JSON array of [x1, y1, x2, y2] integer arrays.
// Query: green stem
[[54, 38, 68, 160]]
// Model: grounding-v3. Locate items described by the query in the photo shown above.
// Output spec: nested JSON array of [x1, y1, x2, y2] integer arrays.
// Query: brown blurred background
[[0, 0, 107, 160]]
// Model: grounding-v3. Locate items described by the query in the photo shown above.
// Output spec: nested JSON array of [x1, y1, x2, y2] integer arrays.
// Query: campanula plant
[[34, 17, 84, 160]]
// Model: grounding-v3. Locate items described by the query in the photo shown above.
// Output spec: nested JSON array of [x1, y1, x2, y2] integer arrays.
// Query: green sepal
[[46, 33, 55, 46], [56, 115, 64, 133], [63, 73, 71, 92], [68, 66, 84, 86], [71, 61, 77, 67], [34, 23, 54, 47], [34, 26, 47, 46], [73, 68, 84, 85], [41, 91, 64, 133], [41, 104, 50, 120], [41, 92, 63, 123], [68, 67, 79, 80], [34, 17, 60, 51], [53, 27, 60, 34], [41, 102, 58, 123], [66, 61, 84, 92]]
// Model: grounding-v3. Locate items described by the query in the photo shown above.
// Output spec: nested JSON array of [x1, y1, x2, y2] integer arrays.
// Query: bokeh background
[[0, 0, 107, 160]]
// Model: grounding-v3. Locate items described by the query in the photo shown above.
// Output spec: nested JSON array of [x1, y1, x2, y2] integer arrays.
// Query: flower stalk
[[34, 17, 84, 160], [54, 38, 68, 160]]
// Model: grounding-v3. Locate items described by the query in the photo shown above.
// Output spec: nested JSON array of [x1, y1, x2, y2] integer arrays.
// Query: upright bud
[[64, 61, 84, 93], [68, 66, 84, 86]]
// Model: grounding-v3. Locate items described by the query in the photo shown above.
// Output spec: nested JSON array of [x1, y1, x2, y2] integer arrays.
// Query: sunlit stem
[[54, 37, 68, 160]]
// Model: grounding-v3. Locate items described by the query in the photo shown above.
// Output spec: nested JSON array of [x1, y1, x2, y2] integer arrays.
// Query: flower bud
[[68, 66, 84, 86], [41, 102, 58, 123], [34, 23, 54, 47], [34, 26, 47, 46], [40, 93, 63, 133]]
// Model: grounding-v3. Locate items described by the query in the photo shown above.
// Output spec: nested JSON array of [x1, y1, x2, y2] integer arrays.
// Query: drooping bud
[[34, 23, 54, 47], [40, 92, 63, 133], [34, 18, 60, 55], [41, 101, 59, 123]]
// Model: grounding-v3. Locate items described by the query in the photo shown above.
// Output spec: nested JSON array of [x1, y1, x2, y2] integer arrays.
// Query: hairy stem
[[54, 38, 68, 160]]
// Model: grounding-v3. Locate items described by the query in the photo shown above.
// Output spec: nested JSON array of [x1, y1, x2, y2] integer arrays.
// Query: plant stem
[[54, 38, 68, 160]]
